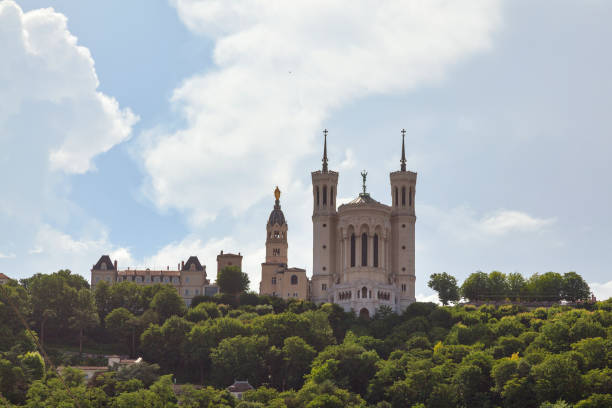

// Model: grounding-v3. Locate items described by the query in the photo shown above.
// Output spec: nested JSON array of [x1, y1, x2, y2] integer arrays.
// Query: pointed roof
[[182, 256, 204, 271], [400, 129, 407, 171], [93, 255, 116, 271], [322, 129, 329, 172]]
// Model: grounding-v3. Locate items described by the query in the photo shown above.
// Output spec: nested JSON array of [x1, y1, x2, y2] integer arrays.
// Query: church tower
[[390, 130, 417, 309], [266, 187, 288, 264], [311, 130, 339, 303]]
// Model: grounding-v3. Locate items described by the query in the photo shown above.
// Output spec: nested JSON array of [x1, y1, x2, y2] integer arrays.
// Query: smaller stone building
[[0, 273, 11, 285], [217, 251, 243, 275], [259, 187, 309, 300], [91, 255, 225, 305]]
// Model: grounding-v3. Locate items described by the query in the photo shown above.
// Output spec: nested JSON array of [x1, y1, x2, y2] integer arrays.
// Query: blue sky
[[1, 0, 611, 301]]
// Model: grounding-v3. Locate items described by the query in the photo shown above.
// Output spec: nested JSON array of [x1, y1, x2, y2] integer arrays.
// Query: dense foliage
[[0, 270, 610, 407]]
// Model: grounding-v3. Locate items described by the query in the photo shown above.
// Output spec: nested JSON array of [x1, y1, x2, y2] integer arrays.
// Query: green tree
[[561, 272, 590, 302], [217, 266, 250, 295], [69, 288, 100, 355], [507, 273, 527, 301], [427, 273, 460, 305], [281, 336, 317, 390], [527, 272, 564, 301], [461, 271, 490, 302], [150, 284, 186, 322], [488, 271, 509, 301], [531, 354, 582, 404], [211, 335, 269, 387], [105, 307, 137, 356]]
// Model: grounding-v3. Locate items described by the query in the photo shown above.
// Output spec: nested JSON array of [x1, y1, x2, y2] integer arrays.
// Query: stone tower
[[310, 130, 339, 303], [389, 130, 417, 309], [266, 187, 288, 264]]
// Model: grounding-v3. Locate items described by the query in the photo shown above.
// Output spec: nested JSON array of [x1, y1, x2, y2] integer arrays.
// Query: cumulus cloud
[[140, 0, 501, 225], [416, 292, 440, 304], [0, 1, 136, 278], [0, 252, 16, 259], [480, 210, 556, 236]]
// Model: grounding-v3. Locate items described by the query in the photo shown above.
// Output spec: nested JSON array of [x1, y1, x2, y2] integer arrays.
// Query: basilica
[[260, 130, 417, 316]]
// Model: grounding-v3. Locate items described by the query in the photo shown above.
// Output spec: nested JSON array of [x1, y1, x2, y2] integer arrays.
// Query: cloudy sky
[[1, 0, 611, 301]]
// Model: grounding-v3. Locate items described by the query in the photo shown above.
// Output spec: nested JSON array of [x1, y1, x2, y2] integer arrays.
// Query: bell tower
[[266, 187, 288, 264], [390, 129, 417, 309], [311, 130, 339, 303]]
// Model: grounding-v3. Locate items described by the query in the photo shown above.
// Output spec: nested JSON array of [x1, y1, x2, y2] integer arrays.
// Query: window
[[362, 287, 367, 299], [274, 231, 280, 238], [95, 277, 100, 283], [409, 186, 413, 206], [190, 263, 196, 271], [106, 277, 110, 282], [195, 289, 199, 295], [395, 187, 398, 207], [185, 289, 189, 295], [316, 186, 320, 206], [145, 276, 150, 283], [101, 263, 107, 270], [273, 248, 280, 256], [291, 275, 298, 285], [185, 277, 190, 283], [136, 276, 141, 283], [361, 233, 368, 266], [402, 186, 406, 206], [272, 277, 277, 285], [164, 277, 169, 283], [323, 185, 327, 205], [173, 277, 179, 284], [350, 233, 356, 267], [322, 283, 327, 291], [330, 187, 334, 206], [401, 284, 407, 292], [373, 234, 379, 267]]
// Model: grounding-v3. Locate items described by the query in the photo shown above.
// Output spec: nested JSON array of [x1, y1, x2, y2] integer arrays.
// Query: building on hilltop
[[258, 130, 417, 315], [91, 254, 227, 305], [259, 187, 309, 300], [309, 130, 417, 317]]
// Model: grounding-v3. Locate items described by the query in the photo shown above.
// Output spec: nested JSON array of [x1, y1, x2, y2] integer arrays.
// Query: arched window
[[350, 233, 356, 267], [409, 186, 413, 207], [362, 287, 367, 299], [330, 187, 334, 206], [316, 186, 320, 206], [402, 186, 406, 207], [373, 234, 379, 267], [395, 187, 398, 207], [361, 233, 368, 266], [323, 185, 327, 206], [291, 275, 298, 285]]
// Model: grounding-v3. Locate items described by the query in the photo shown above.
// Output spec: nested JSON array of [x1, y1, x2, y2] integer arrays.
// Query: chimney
[[114, 260, 118, 270], [181, 261, 184, 270], [167, 265, 169, 271], [178, 263, 180, 270]]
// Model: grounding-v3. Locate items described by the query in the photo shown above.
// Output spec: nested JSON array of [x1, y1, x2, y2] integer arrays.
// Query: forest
[[0, 269, 610, 408]]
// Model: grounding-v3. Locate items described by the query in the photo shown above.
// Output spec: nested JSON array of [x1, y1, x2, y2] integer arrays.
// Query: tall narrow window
[[409, 186, 413, 207], [291, 275, 298, 285], [323, 185, 327, 206], [316, 186, 320, 206], [362, 287, 367, 299], [361, 233, 368, 266], [373, 234, 379, 267], [395, 187, 399, 207], [350, 233, 356, 267], [402, 186, 406, 207], [330, 187, 334, 206]]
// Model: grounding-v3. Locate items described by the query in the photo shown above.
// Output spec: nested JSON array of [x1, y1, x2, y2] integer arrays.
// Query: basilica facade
[[309, 131, 417, 316]]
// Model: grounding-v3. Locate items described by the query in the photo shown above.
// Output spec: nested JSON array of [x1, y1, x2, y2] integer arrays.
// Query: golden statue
[[274, 186, 281, 201]]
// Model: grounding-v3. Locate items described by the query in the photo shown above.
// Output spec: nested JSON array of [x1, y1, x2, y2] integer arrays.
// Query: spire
[[322, 129, 328, 172], [400, 129, 407, 171]]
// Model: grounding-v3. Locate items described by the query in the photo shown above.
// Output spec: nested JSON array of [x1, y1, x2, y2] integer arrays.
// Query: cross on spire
[[400, 129, 407, 172], [322, 129, 328, 172]]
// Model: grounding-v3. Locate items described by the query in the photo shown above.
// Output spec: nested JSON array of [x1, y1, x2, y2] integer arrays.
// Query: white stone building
[[310, 130, 417, 317]]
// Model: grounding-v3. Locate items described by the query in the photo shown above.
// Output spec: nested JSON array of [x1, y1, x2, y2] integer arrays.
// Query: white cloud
[[339, 148, 356, 170], [0, 1, 138, 174], [590, 280, 612, 301], [480, 210, 556, 236], [416, 292, 440, 304], [0, 252, 16, 259], [0, 1, 137, 279], [420, 204, 555, 243], [140, 0, 501, 225]]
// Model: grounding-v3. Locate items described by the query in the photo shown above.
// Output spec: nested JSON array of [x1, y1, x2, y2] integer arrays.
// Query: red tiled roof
[[0, 273, 10, 280]]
